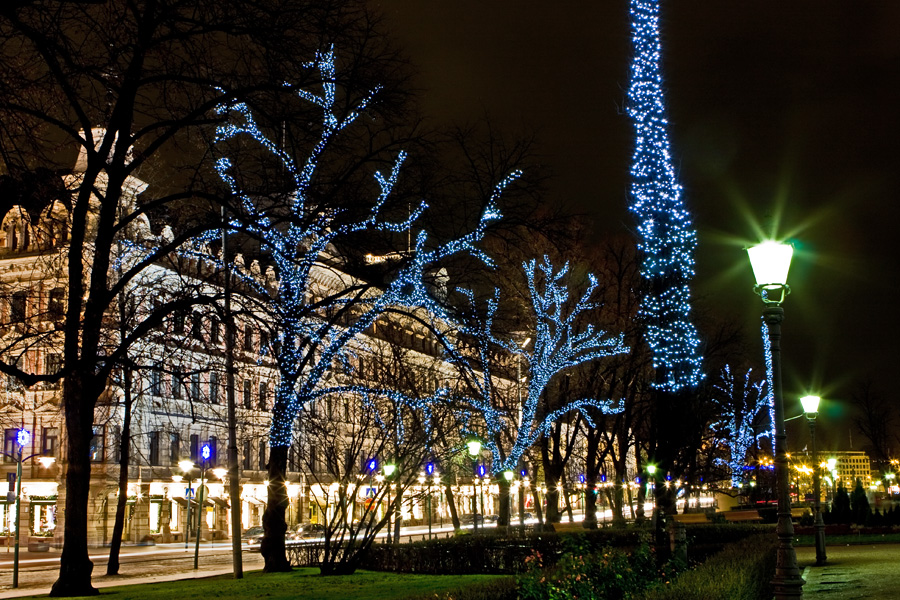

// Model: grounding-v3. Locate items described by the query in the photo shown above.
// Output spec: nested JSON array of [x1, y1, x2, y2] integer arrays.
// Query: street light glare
[[800, 395, 821, 415], [179, 460, 194, 473], [747, 240, 794, 288]]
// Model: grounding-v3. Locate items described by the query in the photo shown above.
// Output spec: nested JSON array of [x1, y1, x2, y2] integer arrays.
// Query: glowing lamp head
[[16, 429, 31, 448], [647, 464, 657, 475], [747, 241, 794, 304], [383, 463, 396, 477], [38, 456, 56, 468], [200, 444, 211, 461], [503, 470, 514, 482], [466, 439, 482, 458], [179, 460, 194, 473], [212, 468, 227, 480], [800, 395, 821, 418]]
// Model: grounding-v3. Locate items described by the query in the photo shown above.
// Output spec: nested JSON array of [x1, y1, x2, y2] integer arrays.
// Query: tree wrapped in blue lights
[[761, 318, 777, 441], [626, 0, 702, 391], [452, 256, 627, 526], [214, 47, 518, 571], [711, 365, 769, 487]]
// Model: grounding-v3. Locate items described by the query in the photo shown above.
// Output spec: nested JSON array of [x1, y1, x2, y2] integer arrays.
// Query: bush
[[634, 533, 776, 600], [516, 538, 668, 600]]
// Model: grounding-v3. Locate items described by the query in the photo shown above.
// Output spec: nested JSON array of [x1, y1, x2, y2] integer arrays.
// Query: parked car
[[459, 513, 483, 525], [241, 526, 265, 545], [288, 523, 326, 540], [483, 514, 499, 524]]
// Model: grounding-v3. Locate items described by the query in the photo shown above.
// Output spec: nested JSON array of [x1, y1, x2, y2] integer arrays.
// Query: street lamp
[[193, 444, 211, 569], [800, 396, 828, 566], [2, 428, 56, 588], [801, 395, 826, 566], [466, 438, 482, 532], [383, 461, 396, 543], [179, 459, 195, 550], [747, 240, 804, 598]]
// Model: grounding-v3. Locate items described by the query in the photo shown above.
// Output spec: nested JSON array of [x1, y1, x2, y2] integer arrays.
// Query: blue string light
[[761, 318, 776, 441], [627, 0, 703, 391], [214, 47, 520, 451], [454, 257, 627, 474], [712, 366, 768, 487]]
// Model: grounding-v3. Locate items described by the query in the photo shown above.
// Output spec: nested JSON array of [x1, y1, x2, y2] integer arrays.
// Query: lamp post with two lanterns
[[800, 395, 827, 566], [3, 429, 56, 589], [747, 240, 804, 598]]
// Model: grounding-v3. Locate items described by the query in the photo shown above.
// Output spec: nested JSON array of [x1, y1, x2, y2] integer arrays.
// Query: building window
[[41, 427, 58, 457], [242, 440, 251, 471], [260, 331, 269, 354], [11, 291, 27, 323], [172, 371, 184, 399], [190, 315, 203, 341], [3, 429, 18, 463], [209, 317, 220, 345], [44, 353, 63, 381], [149, 431, 161, 466], [309, 445, 317, 474], [172, 309, 186, 334], [48, 288, 65, 321], [89, 426, 105, 462], [209, 372, 219, 404], [190, 433, 199, 463], [191, 373, 201, 401], [243, 325, 254, 353], [149, 369, 162, 396], [208, 436, 218, 465], [243, 379, 252, 409], [258, 381, 268, 410], [169, 432, 180, 465], [258, 440, 267, 471]]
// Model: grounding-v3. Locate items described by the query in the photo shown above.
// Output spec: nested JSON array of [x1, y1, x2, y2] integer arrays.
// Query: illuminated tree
[[626, 0, 702, 391], [452, 257, 627, 526], [711, 365, 768, 487], [215, 47, 519, 571]]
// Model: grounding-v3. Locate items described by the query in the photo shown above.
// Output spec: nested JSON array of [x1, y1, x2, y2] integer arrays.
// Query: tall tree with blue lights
[[215, 48, 519, 571], [626, 0, 704, 517]]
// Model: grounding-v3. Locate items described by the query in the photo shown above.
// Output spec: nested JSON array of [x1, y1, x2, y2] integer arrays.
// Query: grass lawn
[[794, 532, 900, 546], [21, 569, 510, 600]]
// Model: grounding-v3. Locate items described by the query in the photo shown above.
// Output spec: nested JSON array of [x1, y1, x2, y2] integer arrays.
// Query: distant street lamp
[[747, 240, 804, 599], [801, 395, 826, 566], [2, 429, 56, 588], [383, 461, 396, 543], [179, 459, 195, 550], [194, 444, 211, 569], [466, 438, 482, 532]]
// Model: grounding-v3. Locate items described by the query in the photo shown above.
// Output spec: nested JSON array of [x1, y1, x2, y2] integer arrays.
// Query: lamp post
[[747, 240, 804, 598], [179, 459, 195, 550], [193, 444, 211, 569], [801, 395, 826, 566], [466, 439, 482, 532], [2, 429, 56, 588], [425, 462, 435, 539], [383, 462, 396, 543]]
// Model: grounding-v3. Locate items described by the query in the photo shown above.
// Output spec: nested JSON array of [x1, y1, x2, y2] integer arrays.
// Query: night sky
[[378, 1, 900, 451]]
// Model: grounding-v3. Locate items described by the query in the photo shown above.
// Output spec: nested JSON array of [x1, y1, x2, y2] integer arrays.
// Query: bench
[[791, 508, 810, 520], [722, 510, 763, 523], [672, 513, 710, 524]]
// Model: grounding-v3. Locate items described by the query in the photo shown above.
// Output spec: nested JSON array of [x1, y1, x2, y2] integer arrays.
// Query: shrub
[[634, 533, 776, 600]]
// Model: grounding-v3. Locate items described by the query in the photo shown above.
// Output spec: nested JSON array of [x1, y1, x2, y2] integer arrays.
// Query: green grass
[[794, 532, 900, 546], [22, 570, 510, 600]]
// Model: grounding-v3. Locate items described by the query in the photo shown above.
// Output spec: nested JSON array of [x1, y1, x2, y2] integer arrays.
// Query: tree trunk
[[497, 478, 511, 527], [444, 482, 460, 530], [611, 484, 626, 527], [50, 376, 99, 597], [107, 367, 134, 575], [261, 445, 291, 572], [583, 482, 598, 529]]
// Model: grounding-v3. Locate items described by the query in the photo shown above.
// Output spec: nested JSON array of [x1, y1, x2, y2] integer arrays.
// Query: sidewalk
[[798, 543, 900, 599]]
